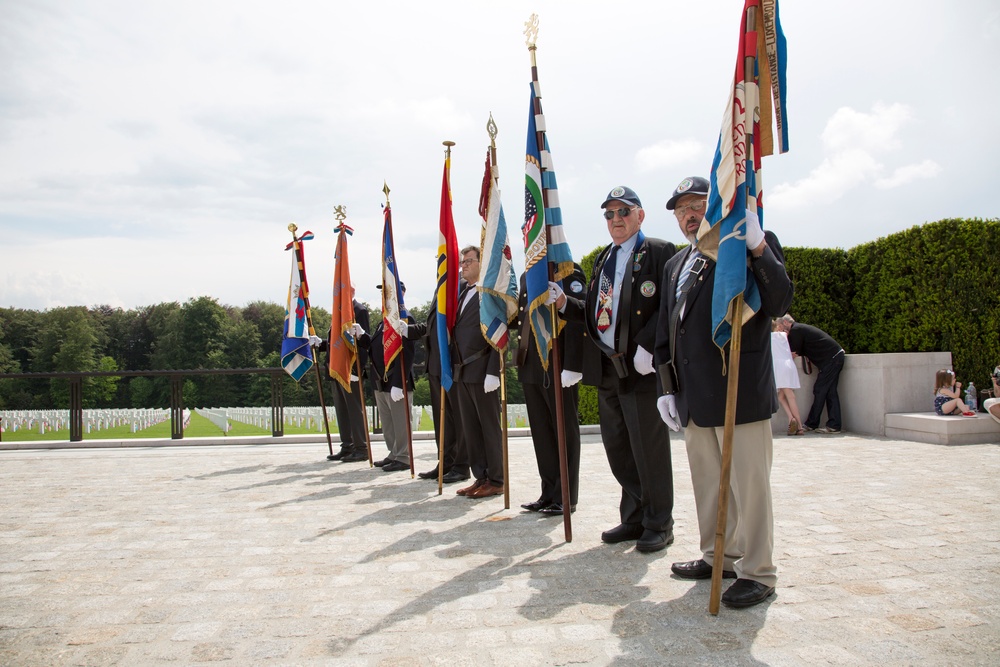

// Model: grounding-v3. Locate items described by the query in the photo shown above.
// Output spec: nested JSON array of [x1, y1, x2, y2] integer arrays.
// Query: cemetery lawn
[[2, 408, 438, 442]]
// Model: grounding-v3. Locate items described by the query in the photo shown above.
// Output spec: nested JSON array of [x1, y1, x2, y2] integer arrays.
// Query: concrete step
[[885, 412, 1000, 445]]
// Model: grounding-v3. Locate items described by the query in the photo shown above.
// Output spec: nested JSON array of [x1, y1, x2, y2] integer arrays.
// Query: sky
[[2, 0, 998, 313]]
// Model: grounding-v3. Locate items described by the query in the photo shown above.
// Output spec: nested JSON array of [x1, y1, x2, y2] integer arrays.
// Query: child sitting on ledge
[[934, 370, 976, 417]]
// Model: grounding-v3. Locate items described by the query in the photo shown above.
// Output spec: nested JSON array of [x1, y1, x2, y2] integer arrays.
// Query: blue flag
[[523, 80, 574, 371]]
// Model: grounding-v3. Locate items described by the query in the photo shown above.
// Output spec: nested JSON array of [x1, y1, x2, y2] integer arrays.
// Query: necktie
[[675, 248, 703, 301], [596, 245, 620, 333]]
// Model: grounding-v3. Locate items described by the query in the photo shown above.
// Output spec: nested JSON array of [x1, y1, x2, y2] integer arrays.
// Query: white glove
[[633, 346, 654, 375], [484, 374, 501, 393], [390, 386, 404, 402], [561, 370, 582, 387], [657, 395, 680, 432], [349, 323, 364, 338], [308, 335, 323, 348], [350, 374, 359, 382], [401, 324, 410, 338], [744, 208, 765, 250], [545, 281, 564, 306]]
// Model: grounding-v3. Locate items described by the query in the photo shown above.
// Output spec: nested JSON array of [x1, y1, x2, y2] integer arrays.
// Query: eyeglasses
[[460, 258, 478, 266], [603, 206, 636, 221], [673, 199, 707, 216]]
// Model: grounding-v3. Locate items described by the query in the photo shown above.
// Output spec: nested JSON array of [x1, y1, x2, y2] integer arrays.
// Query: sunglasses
[[603, 206, 636, 221]]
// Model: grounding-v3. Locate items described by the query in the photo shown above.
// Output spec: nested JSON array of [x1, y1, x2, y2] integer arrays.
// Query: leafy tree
[[89, 356, 120, 407], [243, 301, 285, 360], [129, 376, 156, 408]]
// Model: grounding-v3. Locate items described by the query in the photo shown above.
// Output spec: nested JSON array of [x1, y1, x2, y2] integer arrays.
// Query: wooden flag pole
[[484, 124, 512, 511], [288, 223, 335, 459], [709, 0, 759, 615], [437, 385, 446, 495], [526, 14, 572, 542]]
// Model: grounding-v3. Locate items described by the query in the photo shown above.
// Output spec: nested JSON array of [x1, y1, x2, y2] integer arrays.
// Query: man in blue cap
[[655, 175, 793, 608], [550, 185, 678, 552]]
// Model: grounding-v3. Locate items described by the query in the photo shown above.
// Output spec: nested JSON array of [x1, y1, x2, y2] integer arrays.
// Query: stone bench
[[884, 412, 1000, 445]]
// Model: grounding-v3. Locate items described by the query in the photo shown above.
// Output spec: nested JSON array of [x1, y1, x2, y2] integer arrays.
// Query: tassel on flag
[[437, 149, 460, 391], [328, 222, 357, 391], [700, 0, 789, 352], [281, 231, 316, 381], [381, 198, 407, 372], [478, 146, 518, 351], [523, 66, 574, 371]]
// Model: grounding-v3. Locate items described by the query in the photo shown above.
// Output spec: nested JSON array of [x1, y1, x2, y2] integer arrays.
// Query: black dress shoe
[[635, 529, 674, 553], [520, 499, 549, 512], [538, 503, 576, 515], [418, 467, 441, 480], [722, 578, 775, 608], [372, 458, 388, 467], [441, 470, 471, 484], [670, 559, 737, 580], [327, 450, 350, 461], [341, 451, 368, 463], [601, 523, 645, 544], [381, 460, 409, 472]]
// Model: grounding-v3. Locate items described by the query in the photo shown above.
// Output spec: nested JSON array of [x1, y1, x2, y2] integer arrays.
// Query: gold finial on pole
[[333, 206, 347, 224], [288, 222, 298, 236], [487, 114, 500, 180], [487, 114, 498, 147], [382, 181, 390, 207], [443, 140, 455, 158], [524, 13, 539, 49]]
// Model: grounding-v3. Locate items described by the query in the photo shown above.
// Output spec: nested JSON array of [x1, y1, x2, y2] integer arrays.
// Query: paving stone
[[0, 433, 997, 665]]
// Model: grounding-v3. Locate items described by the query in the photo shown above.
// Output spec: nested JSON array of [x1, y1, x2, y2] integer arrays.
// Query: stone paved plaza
[[1, 431, 998, 666]]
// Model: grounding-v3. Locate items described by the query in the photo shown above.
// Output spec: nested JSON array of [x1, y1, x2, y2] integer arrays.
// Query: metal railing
[[0, 368, 286, 442]]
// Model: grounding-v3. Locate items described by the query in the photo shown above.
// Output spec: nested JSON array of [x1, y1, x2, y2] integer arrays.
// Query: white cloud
[[769, 102, 938, 211], [634, 139, 704, 173], [875, 159, 943, 189], [821, 102, 913, 152]]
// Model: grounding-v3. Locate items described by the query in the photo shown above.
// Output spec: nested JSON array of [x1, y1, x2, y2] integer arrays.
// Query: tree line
[[3, 218, 997, 415]]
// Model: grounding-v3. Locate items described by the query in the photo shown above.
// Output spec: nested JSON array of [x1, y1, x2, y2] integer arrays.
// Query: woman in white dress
[[771, 322, 804, 435]]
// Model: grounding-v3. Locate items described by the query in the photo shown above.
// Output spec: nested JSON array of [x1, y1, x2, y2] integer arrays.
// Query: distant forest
[[0, 297, 484, 411]]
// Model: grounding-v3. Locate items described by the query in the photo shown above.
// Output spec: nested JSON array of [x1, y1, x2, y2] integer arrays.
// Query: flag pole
[[485, 120, 512, 511], [526, 14, 572, 542], [287, 223, 336, 459], [438, 141, 457, 495], [383, 183, 415, 478], [709, 1, 759, 616], [332, 206, 375, 466]]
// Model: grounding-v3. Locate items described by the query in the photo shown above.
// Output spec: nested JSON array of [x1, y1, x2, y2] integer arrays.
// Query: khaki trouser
[[685, 419, 777, 587]]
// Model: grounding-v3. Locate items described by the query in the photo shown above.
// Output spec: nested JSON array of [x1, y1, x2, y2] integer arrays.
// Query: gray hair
[[460, 245, 480, 260]]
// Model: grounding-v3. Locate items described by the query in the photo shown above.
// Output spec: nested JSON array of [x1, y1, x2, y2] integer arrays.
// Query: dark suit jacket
[[654, 230, 793, 427], [515, 265, 587, 384], [451, 285, 500, 383], [787, 323, 843, 367], [563, 235, 676, 392], [359, 316, 416, 392]]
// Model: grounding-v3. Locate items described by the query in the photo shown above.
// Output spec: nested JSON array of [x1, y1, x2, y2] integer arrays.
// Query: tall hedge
[[576, 217, 999, 422], [784, 218, 999, 392]]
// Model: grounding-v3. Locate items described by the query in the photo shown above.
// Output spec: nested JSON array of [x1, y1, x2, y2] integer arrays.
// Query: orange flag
[[328, 224, 357, 391]]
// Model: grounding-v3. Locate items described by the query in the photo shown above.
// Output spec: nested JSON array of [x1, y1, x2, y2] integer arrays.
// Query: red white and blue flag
[[702, 0, 788, 351], [381, 202, 407, 372], [281, 231, 316, 381], [479, 148, 518, 352]]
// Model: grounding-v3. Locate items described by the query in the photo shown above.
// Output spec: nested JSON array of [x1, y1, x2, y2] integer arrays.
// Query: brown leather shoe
[[456, 479, 486, 496], [467, 481, 504, 498]]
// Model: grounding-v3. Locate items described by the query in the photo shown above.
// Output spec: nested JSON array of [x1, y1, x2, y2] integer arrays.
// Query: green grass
[[1, 408, 442, 442]]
